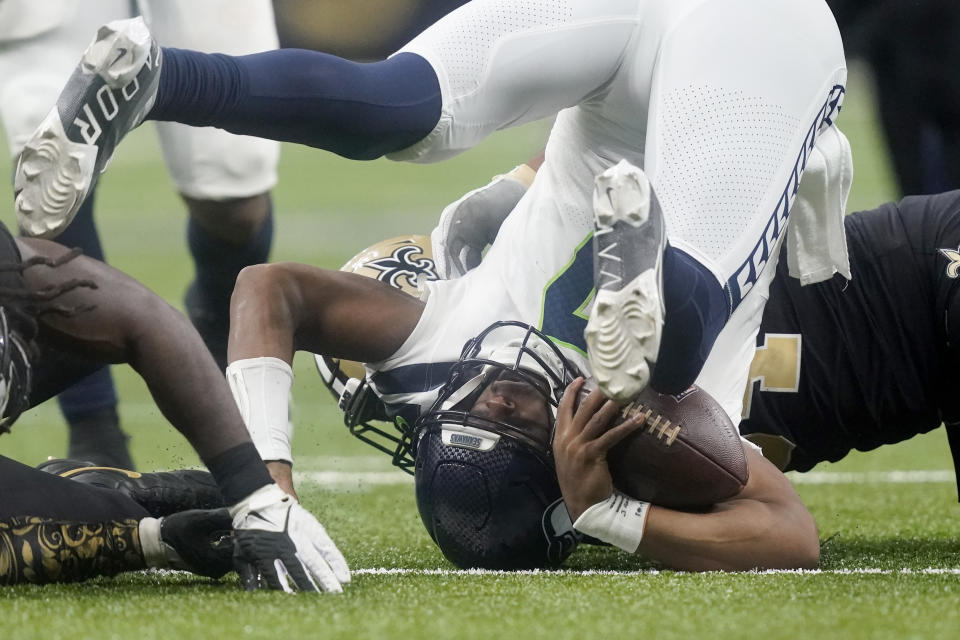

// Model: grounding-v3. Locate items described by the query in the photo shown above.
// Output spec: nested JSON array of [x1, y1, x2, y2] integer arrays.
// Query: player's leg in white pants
[[393, 0, 846, 396], [139, 0, 281, 369]]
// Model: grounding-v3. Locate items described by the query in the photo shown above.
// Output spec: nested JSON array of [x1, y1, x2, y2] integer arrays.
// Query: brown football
[[579, 380, 748, 509]]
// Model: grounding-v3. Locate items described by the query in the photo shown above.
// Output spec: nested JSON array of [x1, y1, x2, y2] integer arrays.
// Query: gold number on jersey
[[741, 333, 802, 419]]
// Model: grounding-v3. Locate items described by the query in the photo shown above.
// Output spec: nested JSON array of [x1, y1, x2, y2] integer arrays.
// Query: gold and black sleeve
[[0, 516, 145, 585]]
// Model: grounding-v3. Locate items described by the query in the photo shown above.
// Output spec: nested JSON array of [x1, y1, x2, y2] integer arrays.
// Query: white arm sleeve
[[226, 357, 294, 464]]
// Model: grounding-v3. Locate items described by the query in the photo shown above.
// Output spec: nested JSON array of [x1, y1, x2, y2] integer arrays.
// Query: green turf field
[[1, 64, 959, 640]]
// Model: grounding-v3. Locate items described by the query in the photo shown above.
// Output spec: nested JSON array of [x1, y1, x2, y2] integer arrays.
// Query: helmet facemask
[[403, 321, 582, 466], [410, 325, 583, 569]]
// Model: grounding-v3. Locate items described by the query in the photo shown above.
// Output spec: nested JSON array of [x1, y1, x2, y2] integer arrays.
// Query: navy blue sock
[[185, 205, 274, 369], [651, 247, 730, 395], [57, 368, 119, 423], [149, 49, 441, 160], [188, 204, 273, 313]]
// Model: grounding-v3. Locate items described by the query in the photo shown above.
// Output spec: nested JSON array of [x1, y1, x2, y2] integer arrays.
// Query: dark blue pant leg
[[185, 203, 274, 370], [149, 49, 441, 160], [651, 247, 730, 395]]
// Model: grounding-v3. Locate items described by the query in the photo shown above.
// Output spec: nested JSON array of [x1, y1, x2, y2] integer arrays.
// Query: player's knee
[[184, 193, 271, 243], [232, 263, 300, 312], [233, 263, 279, 299], [232, 262, 319, 337]]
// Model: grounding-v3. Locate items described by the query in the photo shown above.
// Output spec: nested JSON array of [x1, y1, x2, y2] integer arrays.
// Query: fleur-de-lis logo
[[367, 244, 439, 289], [939, 247, 960, 278]]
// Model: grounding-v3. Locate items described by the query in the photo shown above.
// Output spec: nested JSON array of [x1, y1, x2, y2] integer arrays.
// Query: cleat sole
[[13, 17, 159, 239], [587, 160, 667, 403]]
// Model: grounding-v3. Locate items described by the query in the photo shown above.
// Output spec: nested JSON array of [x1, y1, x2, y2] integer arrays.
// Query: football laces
[[623, 403, 681, 446]]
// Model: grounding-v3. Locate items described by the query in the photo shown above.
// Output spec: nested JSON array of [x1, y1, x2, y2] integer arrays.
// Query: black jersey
[[739, 191, 960, 473]]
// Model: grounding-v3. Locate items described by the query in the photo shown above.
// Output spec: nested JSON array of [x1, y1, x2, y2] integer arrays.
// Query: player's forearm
[[17, 238, 255, 462], [127, 300, 252, 457], [638, 497, 820, 571], [267, 461, 297, 498], [639, 449, 820, 571], [574, 448, 820, 571]]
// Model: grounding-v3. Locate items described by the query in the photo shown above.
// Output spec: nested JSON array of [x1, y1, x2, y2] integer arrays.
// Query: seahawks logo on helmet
[[542, 498, 578, 565], [367, 244, 438, 290]]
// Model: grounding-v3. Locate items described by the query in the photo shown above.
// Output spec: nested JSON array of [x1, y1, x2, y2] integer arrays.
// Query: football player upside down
[[225, 178, 960, 572]]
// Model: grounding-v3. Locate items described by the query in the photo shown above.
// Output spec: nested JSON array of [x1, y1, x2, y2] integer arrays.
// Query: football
[[579, 380, 749, 509]]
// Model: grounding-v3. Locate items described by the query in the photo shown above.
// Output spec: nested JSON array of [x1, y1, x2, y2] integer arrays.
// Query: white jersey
[[370, 0, 847, 424], [368, 172, 596, 420]]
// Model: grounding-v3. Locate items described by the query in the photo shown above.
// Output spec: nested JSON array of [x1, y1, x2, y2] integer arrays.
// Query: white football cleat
[[585, 160, 666, 404], [14, 17, 161, 238]]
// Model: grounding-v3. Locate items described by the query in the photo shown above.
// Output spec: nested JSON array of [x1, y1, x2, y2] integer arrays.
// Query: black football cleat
[[139, 508, 234, 579], [585, 160, 667, 403], [37, 458, 226, 517], [14, 17, 161, 238]]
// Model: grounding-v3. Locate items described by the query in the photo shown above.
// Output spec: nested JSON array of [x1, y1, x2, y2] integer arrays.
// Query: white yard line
[[291, 469, 955, 488], [295, 470, 413, 485], [786, 470, 955, 484], [352, 567, 960, 577]]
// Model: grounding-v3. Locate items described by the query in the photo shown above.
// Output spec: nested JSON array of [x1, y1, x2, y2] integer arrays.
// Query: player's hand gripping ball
[[574, 378, 748, 509]]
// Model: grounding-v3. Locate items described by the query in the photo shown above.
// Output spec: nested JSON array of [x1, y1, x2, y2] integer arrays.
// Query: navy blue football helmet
[[314, 238, 587, 569], [406, 321, 583, 569]]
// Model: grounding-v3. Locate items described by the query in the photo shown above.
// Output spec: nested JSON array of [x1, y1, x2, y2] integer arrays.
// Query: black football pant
[[0, 455, 149, 585], [0, 454, 147, 521]]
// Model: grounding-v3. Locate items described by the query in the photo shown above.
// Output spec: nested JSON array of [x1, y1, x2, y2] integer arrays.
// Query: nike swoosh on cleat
[[112, 47, 128, 67], [606, 186, 616, 209]]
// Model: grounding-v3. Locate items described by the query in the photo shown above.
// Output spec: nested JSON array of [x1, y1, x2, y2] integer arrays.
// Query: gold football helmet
[[314, 235, 438, 471]]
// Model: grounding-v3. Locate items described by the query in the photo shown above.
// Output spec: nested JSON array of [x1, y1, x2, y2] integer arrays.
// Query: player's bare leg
[[585, 161, 666, 403]]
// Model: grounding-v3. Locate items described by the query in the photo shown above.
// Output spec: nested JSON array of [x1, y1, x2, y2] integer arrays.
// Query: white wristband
[[572, 490, 650, 553], [139, 517, 186, 569], [226, 357, 294, 464], [138, 517, 167, 568]]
